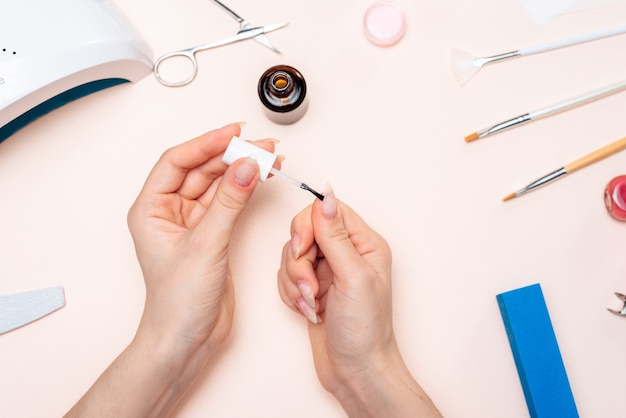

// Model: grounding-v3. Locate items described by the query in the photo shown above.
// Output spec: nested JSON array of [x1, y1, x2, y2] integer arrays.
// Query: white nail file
[[0, 286, 65, 334]]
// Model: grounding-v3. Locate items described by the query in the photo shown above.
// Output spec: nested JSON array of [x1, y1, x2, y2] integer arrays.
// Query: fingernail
[[297, 279, 316, 308], [296, 296, 320, 324], [277, 155, 286, 163], [321, 184, 337, 220], [234, 157, 258, 187], [291, 233, 301, 259], [253, 138, 280, 145], [237, 121, 247, 129]]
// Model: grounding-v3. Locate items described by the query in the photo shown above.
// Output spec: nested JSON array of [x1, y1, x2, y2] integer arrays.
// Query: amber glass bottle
[[258, 65, 308, 124]]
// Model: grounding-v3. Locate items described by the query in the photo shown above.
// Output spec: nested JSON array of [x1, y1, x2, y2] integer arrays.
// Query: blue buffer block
[[496, 283, 579, 418]]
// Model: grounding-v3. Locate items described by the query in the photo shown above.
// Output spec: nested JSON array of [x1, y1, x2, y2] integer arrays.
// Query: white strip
[[516, 0, 572, 26], [0, 286, 65, 334], [530, 78, 626, 119], [520, 24, 626, 56], [516, 0, 626, 26]]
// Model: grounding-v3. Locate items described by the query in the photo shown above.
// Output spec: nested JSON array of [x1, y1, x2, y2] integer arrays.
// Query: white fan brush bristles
[[450, 47, 481, 86]]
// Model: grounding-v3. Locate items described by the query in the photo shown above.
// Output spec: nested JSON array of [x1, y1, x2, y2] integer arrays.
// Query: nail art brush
[[466, 78, 626, 142], [503, 136, 626, 201], [451, 24, 626, 86]]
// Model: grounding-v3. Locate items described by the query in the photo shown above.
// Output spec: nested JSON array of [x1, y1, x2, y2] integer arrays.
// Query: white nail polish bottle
[[222, 137, 277, 182]]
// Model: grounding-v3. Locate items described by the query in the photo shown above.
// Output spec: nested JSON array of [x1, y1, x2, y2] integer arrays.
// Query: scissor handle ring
[[153, 50, 198, 87]]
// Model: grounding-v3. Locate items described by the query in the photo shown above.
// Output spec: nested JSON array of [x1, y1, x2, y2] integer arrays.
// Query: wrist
[[136, 292, 233, 372], [115, 325, 220, 414], [332, 346, 440, 418], [65, 324, 221, 418], [132, 317, 223, 390]]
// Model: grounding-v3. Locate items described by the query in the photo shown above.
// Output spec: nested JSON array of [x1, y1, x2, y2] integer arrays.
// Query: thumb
[[195, 157, 260, 245], [312, 189, 369, 280]]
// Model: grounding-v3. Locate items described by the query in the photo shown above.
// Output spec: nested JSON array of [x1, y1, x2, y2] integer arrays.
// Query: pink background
[[2, 0, 626, 416]]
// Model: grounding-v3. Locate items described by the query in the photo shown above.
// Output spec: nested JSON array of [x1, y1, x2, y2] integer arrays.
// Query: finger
[[191, 156, 260, 247], [141, 123, 242, 196], [278, 243, 313, 311], [338, 202, 392, 280], [278, 242, 299, 312], [181, 138, 279, 202], [284, 213, 319, 283], [289, 204, 314, 260], [277, 237, 320, 321], [311, 189, 374, 283], [312, 258, 334, 314]]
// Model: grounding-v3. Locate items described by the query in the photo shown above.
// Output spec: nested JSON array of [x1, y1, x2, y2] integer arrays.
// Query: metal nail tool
[[153, 2, 287, 87], [210, 0, 281, 53], [607, 292, 626, 316]]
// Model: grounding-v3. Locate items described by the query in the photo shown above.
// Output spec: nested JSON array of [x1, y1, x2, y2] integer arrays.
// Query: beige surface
[[2, 0, 626, 416]]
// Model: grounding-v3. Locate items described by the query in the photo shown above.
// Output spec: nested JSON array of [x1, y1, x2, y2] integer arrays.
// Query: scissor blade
[[0, 286, 65, 334], [239, 21, 280, 54], [209, 0, 281, 52], [231, 23, 287, 53], [259, 22, 289, 34]]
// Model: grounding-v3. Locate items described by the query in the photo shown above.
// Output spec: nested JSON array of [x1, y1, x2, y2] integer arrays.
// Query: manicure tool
[[503, 136, 626, 202], [466, 78, 626, 142], [451, 24, 626, 86], [270, 168, 325, 200], [497, 284, 579, 418], [154, 23, 288, 87], [607, 292, 626, 316], [210, 0, 281, 53], [1, 0, 152, 143], [0, 286, 65, 335]]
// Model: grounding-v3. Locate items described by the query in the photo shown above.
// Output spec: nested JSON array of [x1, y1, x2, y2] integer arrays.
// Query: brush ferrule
[[300, 183, 324, 200], [476, 50, 521, 67], [478, 113, 532, 138], [515, 167, 567, 197]]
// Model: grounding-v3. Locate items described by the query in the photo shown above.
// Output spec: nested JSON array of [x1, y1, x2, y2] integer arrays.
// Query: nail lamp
[[0, 0, 153, 142]]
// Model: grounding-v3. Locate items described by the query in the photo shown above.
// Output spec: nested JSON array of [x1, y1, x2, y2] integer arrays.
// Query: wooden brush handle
[[565, 136, 626, 173]]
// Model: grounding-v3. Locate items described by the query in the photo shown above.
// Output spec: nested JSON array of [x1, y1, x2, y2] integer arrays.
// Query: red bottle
[[604, 175, 626, 221]]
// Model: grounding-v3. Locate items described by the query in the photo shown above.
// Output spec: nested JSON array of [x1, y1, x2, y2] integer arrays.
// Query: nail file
[[496, 283, 579, 418], [0, 286, 65, 335]]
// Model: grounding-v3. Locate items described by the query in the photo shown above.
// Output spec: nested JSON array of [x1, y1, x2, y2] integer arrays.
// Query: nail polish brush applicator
[[222, 137, 324, 200]]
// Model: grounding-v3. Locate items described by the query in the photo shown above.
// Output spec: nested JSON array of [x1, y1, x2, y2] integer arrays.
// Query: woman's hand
[[128, 122, 276, 350], [278, 191, 441, 417], [66, 123, 278, 417]]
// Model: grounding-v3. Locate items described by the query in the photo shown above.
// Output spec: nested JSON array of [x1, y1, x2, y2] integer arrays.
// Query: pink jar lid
[[363, 1, 406, 47]]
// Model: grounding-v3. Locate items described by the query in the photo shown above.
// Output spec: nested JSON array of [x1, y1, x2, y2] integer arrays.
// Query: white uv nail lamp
[[0, 0, 153, 142]]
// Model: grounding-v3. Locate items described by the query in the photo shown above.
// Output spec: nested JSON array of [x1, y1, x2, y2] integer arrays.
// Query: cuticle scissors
[[210, 0, 281, 53], [153, 22, 288, 88]]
